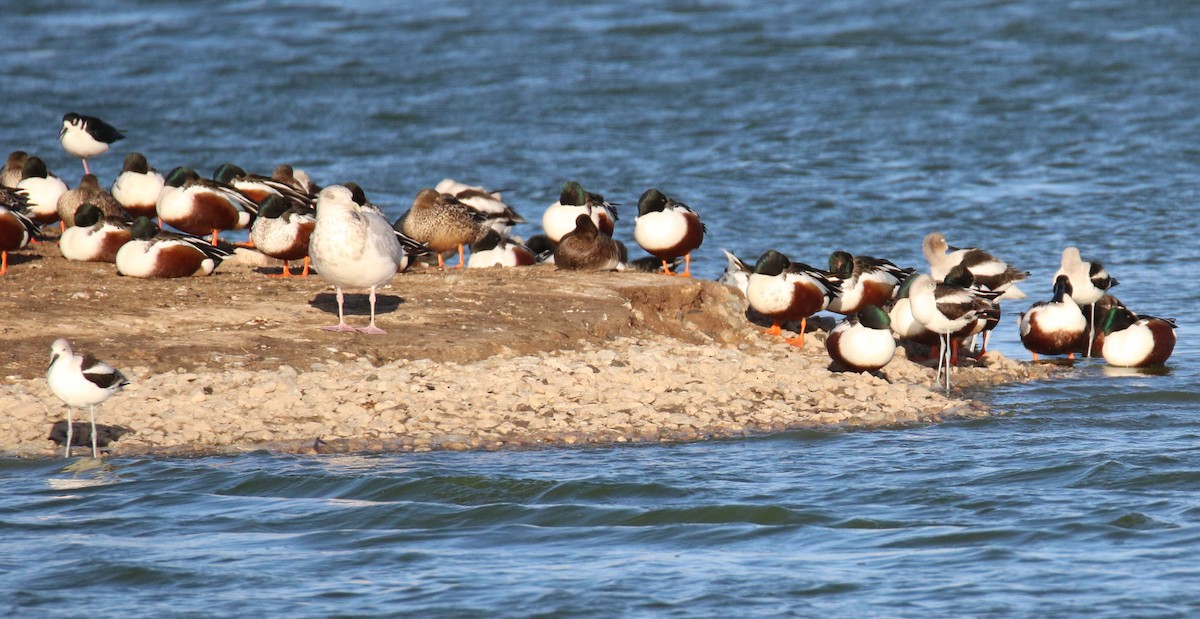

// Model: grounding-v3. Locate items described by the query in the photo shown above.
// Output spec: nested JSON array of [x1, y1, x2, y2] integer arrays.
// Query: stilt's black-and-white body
[[59, 112, 125, 175]]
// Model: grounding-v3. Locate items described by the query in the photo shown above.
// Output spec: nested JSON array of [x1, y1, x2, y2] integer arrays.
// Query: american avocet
[[922, 232, 1028, 300], [46, 338, 129, 458]]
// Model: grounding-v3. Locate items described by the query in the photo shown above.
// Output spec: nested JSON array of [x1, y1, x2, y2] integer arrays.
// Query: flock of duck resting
[[0, 113, 1178, 457]]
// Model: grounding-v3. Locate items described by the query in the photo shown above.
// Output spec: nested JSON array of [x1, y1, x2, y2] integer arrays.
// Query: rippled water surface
[[3, 0, 1199, 616]]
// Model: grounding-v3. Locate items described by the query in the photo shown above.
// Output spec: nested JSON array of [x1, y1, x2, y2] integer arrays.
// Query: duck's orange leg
[[784, 318, 808, 347], [0, 251, 8, 276], [765, 321, 782, 336], [661, 259, 674, 276], [679, 254, 692, 278], [268, 261, 293, 278], [300, 256, 310, 277], [455, 244, 466, 269]]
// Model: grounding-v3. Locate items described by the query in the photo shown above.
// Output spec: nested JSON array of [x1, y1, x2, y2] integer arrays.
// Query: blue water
[[3, 0, 1198, 616]]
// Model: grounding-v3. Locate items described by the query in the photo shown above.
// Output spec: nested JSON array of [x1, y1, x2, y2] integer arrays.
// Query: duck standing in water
[[1094, 302, 1176, 368], [1018, 274, 1088, 361]]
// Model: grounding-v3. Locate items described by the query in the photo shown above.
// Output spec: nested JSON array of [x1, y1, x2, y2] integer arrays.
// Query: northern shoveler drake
[[553, 214, 622, 271], [1094, 302, 1177, 368], [717, 249, 752, 297], [59, 112, 124, 176], [46, 338, 129, 458], [923, 232, 1029, 301], [1, 150, 28, 188], [396, 188, 489, 269], [826, 251, 914, 315], [1019, 274, 1088, 361], [907, 272, 1001, 391], [1055, 246, 1118, 357], [212, 162, 314, 207], [59, 203, 133, 263], [157, 166, 258, 245], [467, 229, 537, 268], [115, 217, 232, 278], [57, 174, 129, 229], [436, 179, 526, 238], [826, 304, 897, 373], [272, 164, 320, 195], [111, 152, 165, 219], [746, 249, 841, 347], [250, 194, 316, 277], [16, 156, 68, 226], [542, 181, 618, 243], [0, 198, 44, 275], [310, 185, 423, 334], [633, 188, 705, 277]]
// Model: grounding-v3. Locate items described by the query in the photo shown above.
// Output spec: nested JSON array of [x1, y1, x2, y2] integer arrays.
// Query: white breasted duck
[[633, 188, 705, 277], [1055, 246, 1119, 358], [250, 194, 317, 277], [1018, 274, 1088, 361], [2, 151, 28, 188], [0, 193, 44, 275], [435, 178, 526, 238], [156, 166, 258, 245], [746, 249, 841, 347], [111, 152, 165, 219], [16, 156, 69, 226], [57, 173, 130, 229], [907, 272, 1001, 391], [553, 214, 623, 271], [826, 304, 897, 373], [46, 338, 129, 458], [115, 216, 232, 278], [310, 185, 426, 334], [59, 112, 125, 176], [1094, 302, 1177, 368], [826, 251, 914, 315], [396, 188, 489, 269], [923, 232, 1029, 301], [542, 181, 618, 243], [467, 229, 537, 268], [59, 203, 133, 263]]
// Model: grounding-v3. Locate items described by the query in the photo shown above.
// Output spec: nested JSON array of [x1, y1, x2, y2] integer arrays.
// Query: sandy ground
[[1, 241, 1060, 458]]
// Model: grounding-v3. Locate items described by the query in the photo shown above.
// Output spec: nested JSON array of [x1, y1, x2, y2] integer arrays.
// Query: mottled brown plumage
[[57, 174, 129, 228], [398, 188, 489, 268]]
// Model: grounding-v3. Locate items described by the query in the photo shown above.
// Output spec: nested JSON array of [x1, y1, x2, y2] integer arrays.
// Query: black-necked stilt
[[59, 112, 125, 176]]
